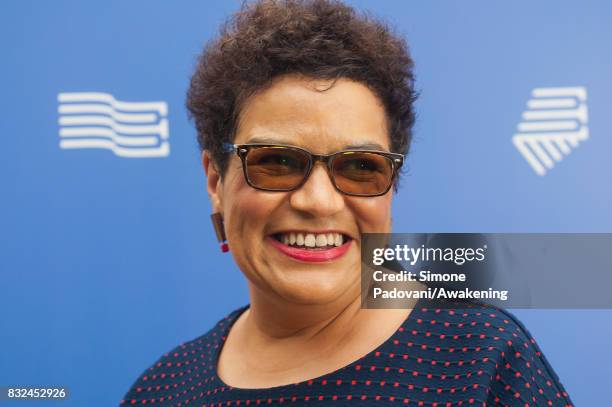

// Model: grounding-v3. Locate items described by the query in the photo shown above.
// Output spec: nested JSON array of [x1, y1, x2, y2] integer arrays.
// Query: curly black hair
[[187, 0, 417, 185]]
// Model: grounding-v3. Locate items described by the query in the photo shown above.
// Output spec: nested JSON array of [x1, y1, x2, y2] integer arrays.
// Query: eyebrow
[[344, 142, 386, 150], [244, 136, 386, 151]]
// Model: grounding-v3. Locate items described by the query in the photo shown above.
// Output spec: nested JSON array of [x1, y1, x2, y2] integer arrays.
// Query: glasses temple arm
[[221, 142, 238, 154]]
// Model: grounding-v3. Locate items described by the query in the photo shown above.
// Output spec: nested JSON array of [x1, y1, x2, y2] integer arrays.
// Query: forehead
[[234, 75, 390, 152]]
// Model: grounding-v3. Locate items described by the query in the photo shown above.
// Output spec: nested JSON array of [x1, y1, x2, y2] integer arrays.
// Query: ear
[[202, 150, 223, 213]]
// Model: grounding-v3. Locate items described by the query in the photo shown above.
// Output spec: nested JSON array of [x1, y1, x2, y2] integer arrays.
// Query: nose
[[289, 163, 345, 217]]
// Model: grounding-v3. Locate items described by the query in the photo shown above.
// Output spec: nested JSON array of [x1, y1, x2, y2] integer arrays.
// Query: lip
[[266, 235, 352, 263]]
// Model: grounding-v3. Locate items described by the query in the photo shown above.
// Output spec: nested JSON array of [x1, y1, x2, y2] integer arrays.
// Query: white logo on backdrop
[[57, 92, 169, 158], [512, 87, 588, 176]]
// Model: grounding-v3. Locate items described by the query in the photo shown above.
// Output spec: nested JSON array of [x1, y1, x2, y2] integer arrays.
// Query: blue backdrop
[[1, 0, 611, 405]]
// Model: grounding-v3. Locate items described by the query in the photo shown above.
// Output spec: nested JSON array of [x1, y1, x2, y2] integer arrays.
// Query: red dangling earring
[[210, 212, 229, 252]]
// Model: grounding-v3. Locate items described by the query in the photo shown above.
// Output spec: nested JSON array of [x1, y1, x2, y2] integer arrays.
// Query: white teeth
[[334, 233, 342, 247], [315, 234, 327, 247], [277, 232, 347, 248], [304, 234, 316, 247]]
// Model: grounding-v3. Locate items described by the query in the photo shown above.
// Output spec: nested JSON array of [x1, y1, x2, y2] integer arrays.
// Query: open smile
[[267, 231, 353, 262]]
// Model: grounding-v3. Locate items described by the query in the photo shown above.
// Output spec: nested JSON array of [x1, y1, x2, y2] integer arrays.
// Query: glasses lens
[[332, 152, 394, 196], [244, 146, 310, 190]]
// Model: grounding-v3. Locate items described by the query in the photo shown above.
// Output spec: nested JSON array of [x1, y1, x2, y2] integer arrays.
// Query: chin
[[269, 270, 360, 306]]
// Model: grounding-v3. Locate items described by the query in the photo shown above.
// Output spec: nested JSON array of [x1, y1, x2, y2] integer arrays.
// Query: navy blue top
[[122, 299, 573, 406]]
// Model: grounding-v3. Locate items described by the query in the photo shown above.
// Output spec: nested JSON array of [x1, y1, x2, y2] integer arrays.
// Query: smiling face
[[205, 75, 395, 306]]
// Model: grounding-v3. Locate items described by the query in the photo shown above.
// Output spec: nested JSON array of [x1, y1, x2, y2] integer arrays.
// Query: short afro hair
[[187, 0, 417, 185]]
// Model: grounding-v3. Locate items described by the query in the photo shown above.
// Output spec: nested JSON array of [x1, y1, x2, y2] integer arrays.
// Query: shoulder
[[403, 300, 573, 406], [120, 306, 247, 405]]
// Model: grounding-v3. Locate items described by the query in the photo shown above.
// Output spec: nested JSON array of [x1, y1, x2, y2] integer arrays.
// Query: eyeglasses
[[223, 143, 404, 197]]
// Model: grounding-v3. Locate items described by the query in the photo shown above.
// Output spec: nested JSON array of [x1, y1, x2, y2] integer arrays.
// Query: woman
[[122, 0, 573, 405]]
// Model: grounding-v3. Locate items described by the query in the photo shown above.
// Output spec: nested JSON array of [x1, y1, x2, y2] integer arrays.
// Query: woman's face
[[206, 75, 395, 306]]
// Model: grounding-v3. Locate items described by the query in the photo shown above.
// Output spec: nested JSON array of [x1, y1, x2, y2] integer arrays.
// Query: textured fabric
[[122, 299, 573, 406]]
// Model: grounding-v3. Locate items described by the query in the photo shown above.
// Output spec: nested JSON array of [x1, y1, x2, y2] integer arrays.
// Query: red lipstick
[[267, 236, 352, 262]]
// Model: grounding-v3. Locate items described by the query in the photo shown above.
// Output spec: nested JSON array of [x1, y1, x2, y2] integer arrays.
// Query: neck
[[246, 282, 364, 343], [217, 280, 415, 388]]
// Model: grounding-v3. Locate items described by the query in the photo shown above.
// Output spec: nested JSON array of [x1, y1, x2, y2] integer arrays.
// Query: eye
[[246, 147, 308, 177], [257, 152, 301, 168], [340, 158, 380, 172]]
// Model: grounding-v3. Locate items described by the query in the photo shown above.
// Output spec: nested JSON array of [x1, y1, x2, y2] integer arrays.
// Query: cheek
[[221, 166, 283, 246], [349, 195, 393, 233]]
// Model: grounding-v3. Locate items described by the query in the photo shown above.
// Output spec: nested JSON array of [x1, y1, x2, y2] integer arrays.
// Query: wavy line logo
[[512, 86, 588, 176], [57, 92, 169, 158]]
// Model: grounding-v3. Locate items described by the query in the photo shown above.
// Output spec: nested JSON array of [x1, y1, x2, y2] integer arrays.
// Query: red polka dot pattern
[[121, 299, 573, 406]]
